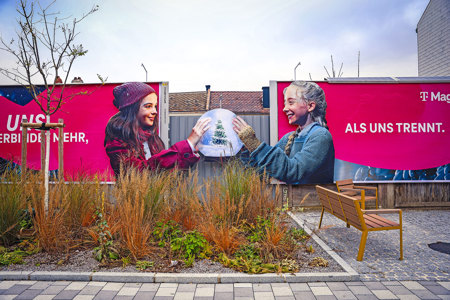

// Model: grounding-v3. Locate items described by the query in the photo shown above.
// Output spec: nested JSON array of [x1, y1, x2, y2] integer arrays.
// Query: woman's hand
[[233, 116, 261, 152], [187, 117, 211, 147]]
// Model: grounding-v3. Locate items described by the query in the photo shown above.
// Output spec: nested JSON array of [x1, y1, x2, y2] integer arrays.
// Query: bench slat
[[364, 214, 399, 228]]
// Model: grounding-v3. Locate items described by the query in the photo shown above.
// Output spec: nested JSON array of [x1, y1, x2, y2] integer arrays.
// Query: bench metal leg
[[357, 230, 368, 261], [319, 207, 325, 229]]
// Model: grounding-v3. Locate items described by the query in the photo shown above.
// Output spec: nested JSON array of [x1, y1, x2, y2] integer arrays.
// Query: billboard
[[0, 82, 169, 177], [270, 78, 450, 182]]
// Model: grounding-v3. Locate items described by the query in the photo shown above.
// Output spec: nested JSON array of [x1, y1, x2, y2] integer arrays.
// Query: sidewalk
[[292, 209, 450, 281]]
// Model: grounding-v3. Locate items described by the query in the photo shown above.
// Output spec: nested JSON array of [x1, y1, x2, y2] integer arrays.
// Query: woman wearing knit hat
[[104, 82, 211, 176], [233, 81, 334, 184]]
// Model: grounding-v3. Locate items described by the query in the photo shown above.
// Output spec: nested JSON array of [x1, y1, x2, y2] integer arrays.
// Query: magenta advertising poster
[[0, 83, 164, 177], [275, 80, 450, 182]]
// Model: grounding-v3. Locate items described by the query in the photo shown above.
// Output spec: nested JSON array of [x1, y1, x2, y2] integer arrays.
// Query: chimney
[[262, 86, 270, 108], [205, 85, 211, 110]]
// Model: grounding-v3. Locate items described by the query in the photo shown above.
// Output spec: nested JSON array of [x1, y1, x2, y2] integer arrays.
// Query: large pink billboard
[[0, 83, 167, 177], [274, 80, 450, 182]]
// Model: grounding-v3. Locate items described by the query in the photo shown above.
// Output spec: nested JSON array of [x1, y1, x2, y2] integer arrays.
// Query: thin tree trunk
[[44, 114, 50, 213]]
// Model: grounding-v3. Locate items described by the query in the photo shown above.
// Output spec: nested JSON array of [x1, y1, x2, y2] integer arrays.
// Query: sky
[[0, 0, 430, 92]]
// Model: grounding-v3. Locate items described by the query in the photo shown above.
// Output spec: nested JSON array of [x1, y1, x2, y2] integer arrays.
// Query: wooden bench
[[336, 179, 379, 209], [316, 185, 403, 261]]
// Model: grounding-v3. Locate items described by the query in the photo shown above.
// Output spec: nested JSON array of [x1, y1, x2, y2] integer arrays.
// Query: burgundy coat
[[105, 138, 199, 176]]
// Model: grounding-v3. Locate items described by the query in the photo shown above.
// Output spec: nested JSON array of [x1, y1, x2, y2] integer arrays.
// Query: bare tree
[[0, 0, 99, 211], [324, 55, 343, 78]]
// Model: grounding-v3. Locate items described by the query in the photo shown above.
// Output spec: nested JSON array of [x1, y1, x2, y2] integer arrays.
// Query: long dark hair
[[104, 98, 165, 157]]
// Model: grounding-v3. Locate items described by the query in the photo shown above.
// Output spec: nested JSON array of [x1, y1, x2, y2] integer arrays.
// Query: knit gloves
[[238, 125, 261, 153]]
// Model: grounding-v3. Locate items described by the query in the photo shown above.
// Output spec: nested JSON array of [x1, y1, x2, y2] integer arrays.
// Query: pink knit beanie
[[113, 82, 156, 110]]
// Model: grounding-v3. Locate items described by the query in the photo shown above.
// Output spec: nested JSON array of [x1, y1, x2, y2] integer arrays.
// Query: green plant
[[171, 230, 210, 263], [93, 193, 118, 262], [152, 221, 182, 248], [121, 256, 131, 268], [136, 260, 154, 271], [0, 240, 40, 266]]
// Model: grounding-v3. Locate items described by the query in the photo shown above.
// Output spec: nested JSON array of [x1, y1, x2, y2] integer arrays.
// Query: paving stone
[[293, 291, 316, 300], [159, 283, 178, 288], [133, 291, 156, 300], [347, 295, 377, 300], [310, 286, 333, 296], [274, 296, 295, 300], [437, 295, 450, 300], [0, 295, 17, 300], [213, 292, 233, 300], [309, 282, 328, 287], [41, 285, 66, 295], [253, 284, 271, 292], [345, 282, 365, 286], [327, 282, 348, 291], [233, 297, 253, 300], [116, 287, 139, 296], [153, 297, 176, 300], [174, 291, 194, 299], [333, 290, 357, 300], [438, 282, 450, 290], [123, 283, 141, 288], [426, 285, 450, 295], [87, 282, 107, 287], [14, 289, 44, 299], [92, 290, 118, 300], [396, 295, 420, 300], [234, 287, 253, 297], [290, 283, 310, 292], [387, 285, 416, 296], [102, 283, 124, 291], [30, 282, 53, 290], [313, 295, 336, 300], [155, 287, 177, 297], [253, 291, 275, 300], [195, 285, 214, 297], [33, 295, 56, 300], [139, 283, 160, 292], [3, 284, 32, 295], [364, 282, 387, 290], [72, 295, 95, 300], [234, 283, 252, 288], [215, 284, 233, 293], [177, 284, 196, 292], [0, 282, 16, 290], [111, 296, 133, 300], [53, 290, 80, 300], [272, 286, 294, 297], [347, 285, 372, 295], [52, 282, 70, 286], [371, 289, 399, 299], [79, 285, 102, 295], [383, 282, 403, 286], [401, 281, 426, 290], [193, 297, 213, 300], [65, 282, 89, 290], [411, 289, 441, 299]]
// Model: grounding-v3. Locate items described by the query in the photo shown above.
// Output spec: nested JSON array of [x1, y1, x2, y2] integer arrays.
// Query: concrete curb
[[0, 213, 359, 283]]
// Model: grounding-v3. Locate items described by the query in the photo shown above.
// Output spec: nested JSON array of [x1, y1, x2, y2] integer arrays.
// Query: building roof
[[169, 89, 268, 114], [210, 91, 267, 114], [169, 91, 207, 113]]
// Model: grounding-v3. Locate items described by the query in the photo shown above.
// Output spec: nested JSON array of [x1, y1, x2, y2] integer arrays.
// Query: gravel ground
[[0, 217, 344, 274]]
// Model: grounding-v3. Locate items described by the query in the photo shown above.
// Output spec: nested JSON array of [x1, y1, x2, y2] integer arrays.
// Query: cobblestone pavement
[[293, 209, 450, 281], [0, 280, 449, 299]]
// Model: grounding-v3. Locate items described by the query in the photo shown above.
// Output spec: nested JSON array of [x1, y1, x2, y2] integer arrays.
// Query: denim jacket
[[245, 122, 335, 184]]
